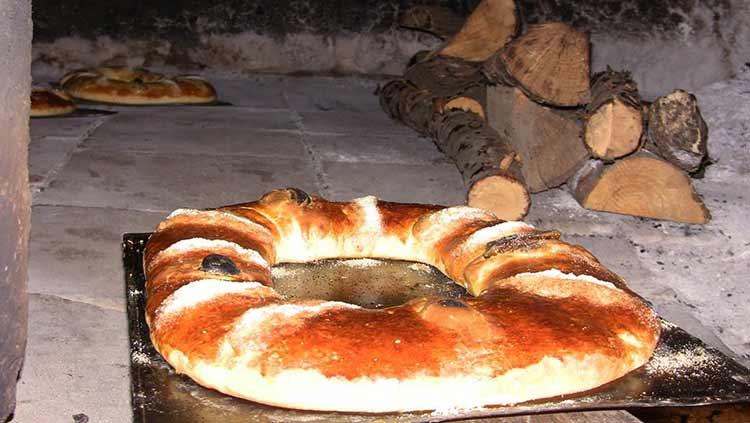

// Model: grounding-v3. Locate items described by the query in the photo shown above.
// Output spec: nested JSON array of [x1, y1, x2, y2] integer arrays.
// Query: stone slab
[[28, 136, 80, 190], [29, 115, 104, 141], [35, 150, 319, 211], [211, 77, 288, 109], [85, 107, 298, 133], [14, 294, 130, 422], [29, 205, 165, 311], [300, 111, 416, 136], [322, 161, 465, 205], [306, 133, 446, 165], [85, 126, 306, 159], [283, 76, 382, 112]]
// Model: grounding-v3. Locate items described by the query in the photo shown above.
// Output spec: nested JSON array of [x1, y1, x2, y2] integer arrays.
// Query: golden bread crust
[[30, 88, 76, 117], [60, 67, 217, 105], [144, 188, 661, 412]]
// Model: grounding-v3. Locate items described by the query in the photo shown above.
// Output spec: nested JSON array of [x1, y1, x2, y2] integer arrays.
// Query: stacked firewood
[[381, 0, 710, 224]]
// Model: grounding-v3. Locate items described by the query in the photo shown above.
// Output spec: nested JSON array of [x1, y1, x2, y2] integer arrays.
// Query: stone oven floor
[[15, 72, 750, 421]]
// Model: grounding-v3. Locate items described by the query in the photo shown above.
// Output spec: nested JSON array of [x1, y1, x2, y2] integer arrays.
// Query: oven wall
[[0, 0, 32, 420], [31, 0, 749, 98]]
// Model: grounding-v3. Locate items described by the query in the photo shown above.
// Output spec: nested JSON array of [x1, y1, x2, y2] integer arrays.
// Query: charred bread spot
[[483, 230, 561, 258], [285, 187, 312, 205], [201, 254, 241, 275], [438, 299, 468, 308]]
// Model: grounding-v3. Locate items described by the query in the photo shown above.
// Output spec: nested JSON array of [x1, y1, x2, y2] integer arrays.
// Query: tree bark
[[646, 89, 708, 174], [584, 69, 644, 160], [399, 6, 464, 40]]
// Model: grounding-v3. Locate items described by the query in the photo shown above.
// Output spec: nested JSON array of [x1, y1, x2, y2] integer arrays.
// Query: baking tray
[[123, 233, 750, 422]]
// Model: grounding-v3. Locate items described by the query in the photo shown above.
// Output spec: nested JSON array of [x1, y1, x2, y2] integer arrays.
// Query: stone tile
[[29, 115, 104, 141], [283, 76, 381, 112], [14, 294, 130, 422], [306, 133, 446, 165], [322, 161, 465, 205], [29, 206, 165, 310], [211, 77, 288, 109], [35, 150, 320, 211], [28, 136, 80, 189], [88, 107, 298, 133], [300, 111, 415, 136], [85, 126, 306, 158]]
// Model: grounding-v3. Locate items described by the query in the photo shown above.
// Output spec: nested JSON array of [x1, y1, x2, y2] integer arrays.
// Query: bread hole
[[271, 258, 468, 309]]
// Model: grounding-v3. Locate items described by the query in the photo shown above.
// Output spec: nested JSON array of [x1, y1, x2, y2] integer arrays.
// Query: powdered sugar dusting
[[514, 269, 618, 290], [354, 195, 382, 234], [154, 238, 269, 268], [417, 206, 496, 241], [161, 209, 272, 239], [232, 302, 360, 335], [157, 279, 270, 318]]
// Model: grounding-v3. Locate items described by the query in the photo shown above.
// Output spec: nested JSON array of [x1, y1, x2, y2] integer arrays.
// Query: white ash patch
[[515, 269, 618, 290], [157, 279, 269, 318]]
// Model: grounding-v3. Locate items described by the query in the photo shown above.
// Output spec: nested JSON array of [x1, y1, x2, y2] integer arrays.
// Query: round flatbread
[[60, 67, 217, 105], [30, 87, 76, 117]]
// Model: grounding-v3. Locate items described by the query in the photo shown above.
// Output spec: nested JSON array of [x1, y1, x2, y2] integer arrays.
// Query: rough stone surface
[[13, 294, 130, 422], [30, 0, 750, 99], [323, 161, 466, 204], [35, 150, 319, 212], [0, 1, 32, 419], [16, 72, 750, 421], [28, 206, 164, 311]]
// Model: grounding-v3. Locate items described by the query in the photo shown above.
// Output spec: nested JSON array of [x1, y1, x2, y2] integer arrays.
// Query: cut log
[[486, 84, 589, 192], [429, 109, 529, 220], [584, 69, 643, 160], [379, 80, 530, 220], [399, 6, 464, 39], [647, 90, 708, 173], [437, 0, 519, 62], [484, 22, 591, 107], [568, 153, 710, 224]]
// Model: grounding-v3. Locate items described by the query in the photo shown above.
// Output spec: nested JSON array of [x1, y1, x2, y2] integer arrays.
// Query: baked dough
[[144, 188, 660, 412], [30, 87, 76, 117], [60, 67, 217, 105]]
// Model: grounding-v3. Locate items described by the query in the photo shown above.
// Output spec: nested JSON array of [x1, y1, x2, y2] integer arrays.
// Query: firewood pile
[[379, 0, 710, 224]]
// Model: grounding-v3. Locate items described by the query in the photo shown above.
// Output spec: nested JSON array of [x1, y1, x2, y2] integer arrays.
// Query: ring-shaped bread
[[30, 87, 76, 117], [60, 66, 217, 105], [144, 188, 660, 413]]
